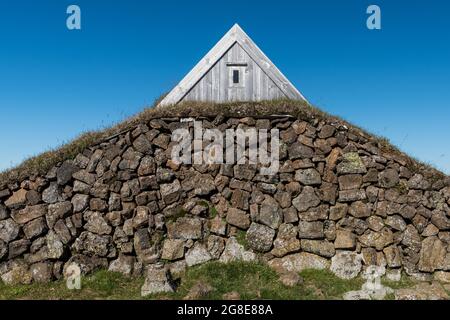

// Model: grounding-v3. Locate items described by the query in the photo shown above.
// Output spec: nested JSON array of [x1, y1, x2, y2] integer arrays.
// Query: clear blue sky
[[0, 0, 449, 174]]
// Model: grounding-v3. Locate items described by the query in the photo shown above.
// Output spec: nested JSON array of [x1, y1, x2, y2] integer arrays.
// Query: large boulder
[[385, 215, 407, 231], [46, 231, 65, 259], [226, 208, 250, 229], [8, 239, 30, 259], [185, 243, 212, 267], [233, 165, 256, 181], [378, 169, 399, 188], [141, 264, 175, 296], [138, 156, 156, 176], [246, 223, 276, 252], [42, 183, 60, 204], [219, 237, 256, 263], [298, 205, 328, 221], [330, 251, 363, 279], [230, 189, 250, 210], [4, 189, 28, 209], [298, 221, 324, 239], [209, 216, 227, 236], [161, 239, 185, 261], [295, 168, 321, 186], [418, 236, 446, 272], [160, 180, 181, 205], [47, 202, 72, 229], [57, 161, 78, 186], [329, 203, 348, 220], [359, 228, 394, 251], [292, 187, 320, 212], [0, 218, 20, 243], [336, 152, 367, 175], [84, 212, 112, 235], [182, 172, 216, 195], [271, 224, 301, 257], [288, 142, 314, 159], [11, 204, 47, 224], [1, 261, 32, 285], [30, 262, 53, 283], [301, 240, 335, 258], [108, 254, 135, 276], [334, 229, 356, 249], [258, 196, 282, 229], [401, 225, 422, 252], [71, 194, 90, 213], [268, 252, 330, 273], [23, 217, 46, 239], [431, 211, 450, 230], [167, 217, 203, 240], [407, 174, 430, 190], [383, 245, 402, 268], [119, 149, 142, 171], [338, 174, 363, 191], [133, 135, 153, 154], [348, 201, 371, 218], [207, 235, 225, 259], [72, 231, 111, 257]]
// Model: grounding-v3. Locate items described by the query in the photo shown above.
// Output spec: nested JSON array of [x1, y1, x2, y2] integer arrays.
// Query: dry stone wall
[[1, 112, 450, 286]]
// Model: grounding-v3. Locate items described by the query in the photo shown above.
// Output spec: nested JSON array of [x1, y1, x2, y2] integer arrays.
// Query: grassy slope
[[0, 261, 419, 300], [1, 99, 446, 188]]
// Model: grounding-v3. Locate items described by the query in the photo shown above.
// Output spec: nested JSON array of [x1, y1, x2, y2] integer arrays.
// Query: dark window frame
[[232, 69, 240, 84]]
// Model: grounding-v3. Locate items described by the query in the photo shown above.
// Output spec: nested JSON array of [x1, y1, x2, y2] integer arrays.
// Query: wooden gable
[[158, 24, 307, 107]]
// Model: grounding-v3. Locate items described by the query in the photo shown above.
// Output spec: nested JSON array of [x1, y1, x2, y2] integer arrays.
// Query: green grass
[[0, 261, 421, 300], [0, 270, 145, 300], [235, 229, 250, 250], [209, 207, 218, 219], [298, 269, 364, 299], [141, 262, 368, 300], [150, 261, 356, 300], [381, 273, 416, 290]]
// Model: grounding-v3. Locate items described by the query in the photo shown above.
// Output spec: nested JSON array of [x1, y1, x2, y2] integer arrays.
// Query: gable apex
[[158, 24, 307, 107]]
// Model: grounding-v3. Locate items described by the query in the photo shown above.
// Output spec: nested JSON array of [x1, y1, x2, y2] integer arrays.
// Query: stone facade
[[0, 111, 449, 286]]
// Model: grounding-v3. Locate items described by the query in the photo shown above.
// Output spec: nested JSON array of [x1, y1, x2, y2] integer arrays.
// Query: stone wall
[[1, 112, 449, 286]]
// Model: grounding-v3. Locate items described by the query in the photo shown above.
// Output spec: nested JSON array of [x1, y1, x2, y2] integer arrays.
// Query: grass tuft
[[235, 229, 250, 250], [0, 97, 447, 187], [0, 270, 144, 300], [0, 261, 420, 300]]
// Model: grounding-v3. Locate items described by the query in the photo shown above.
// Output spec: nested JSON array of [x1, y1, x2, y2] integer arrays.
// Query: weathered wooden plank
[[211, 59, 219, 102], [237, 43, 245, 62], [219, 51, 227, 102], [158, 25, 238, 106], [261, 69, 268, 100], [245, 57, 253, 101], [158, 24, 307, 107]]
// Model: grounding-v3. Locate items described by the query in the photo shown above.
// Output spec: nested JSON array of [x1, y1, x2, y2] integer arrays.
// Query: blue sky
[[0, 0, 449, 174]]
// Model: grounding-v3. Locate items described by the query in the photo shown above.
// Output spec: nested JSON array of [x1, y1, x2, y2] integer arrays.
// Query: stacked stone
[[0, 114, 449, 286]]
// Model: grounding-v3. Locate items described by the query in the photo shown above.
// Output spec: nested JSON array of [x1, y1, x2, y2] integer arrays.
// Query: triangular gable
[[158, 24, 307, 107]]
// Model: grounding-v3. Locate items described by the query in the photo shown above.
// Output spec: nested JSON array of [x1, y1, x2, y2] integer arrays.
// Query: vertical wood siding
[[183, 43, 287, 103]]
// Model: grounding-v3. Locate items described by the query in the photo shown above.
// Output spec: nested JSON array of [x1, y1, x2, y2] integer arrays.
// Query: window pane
[[233, 70, 239, 84]]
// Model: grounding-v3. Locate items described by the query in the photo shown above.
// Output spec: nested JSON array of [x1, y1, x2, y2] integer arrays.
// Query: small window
[[233, 69, 240, 84]]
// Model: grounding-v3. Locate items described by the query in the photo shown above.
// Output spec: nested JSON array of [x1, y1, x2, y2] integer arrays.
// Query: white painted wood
[[158, 24, 307, 107]]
